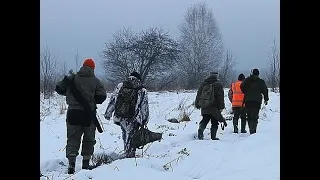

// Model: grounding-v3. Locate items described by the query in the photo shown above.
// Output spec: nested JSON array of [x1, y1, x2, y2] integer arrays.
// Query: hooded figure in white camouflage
[[104, 72, 149, 158]]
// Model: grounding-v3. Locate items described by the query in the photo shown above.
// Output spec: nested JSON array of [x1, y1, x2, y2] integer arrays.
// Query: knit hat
[[130, 71, 141, 80], [238, 73, 245, 81], [83, 58, 95, 70], [252, 68, 259, 76]]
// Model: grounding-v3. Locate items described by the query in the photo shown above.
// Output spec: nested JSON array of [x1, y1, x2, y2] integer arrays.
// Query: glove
[[264, 101, 268, 105], [219, 109, 223, 112], [104, 114, 111, 120], [220, 121, 227, 130]]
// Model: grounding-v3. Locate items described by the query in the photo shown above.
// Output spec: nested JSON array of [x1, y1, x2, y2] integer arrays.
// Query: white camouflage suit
[[104, 76, 149, 157]]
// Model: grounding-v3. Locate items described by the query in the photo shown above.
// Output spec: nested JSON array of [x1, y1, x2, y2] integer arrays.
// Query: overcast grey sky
[[40, 0, 279, 76]]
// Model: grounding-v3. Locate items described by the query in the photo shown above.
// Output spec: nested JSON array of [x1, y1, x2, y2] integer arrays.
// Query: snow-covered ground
[[40, 89, 280, 180]]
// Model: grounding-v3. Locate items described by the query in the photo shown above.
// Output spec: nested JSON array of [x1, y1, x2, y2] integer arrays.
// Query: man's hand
[[224, 121, 228, 127], [104, 114, 111, 120], [221, 121, 227, 130]]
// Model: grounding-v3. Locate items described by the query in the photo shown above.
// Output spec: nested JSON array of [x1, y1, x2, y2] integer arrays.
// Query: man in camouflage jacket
[[104, 72, 149, 158]]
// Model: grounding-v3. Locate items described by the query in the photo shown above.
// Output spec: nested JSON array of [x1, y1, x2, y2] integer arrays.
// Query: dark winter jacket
[[195, 75, 225, 119], [55, 65, 107, 111], [240, 75, 269, 108], [104, 76, 149, 126]]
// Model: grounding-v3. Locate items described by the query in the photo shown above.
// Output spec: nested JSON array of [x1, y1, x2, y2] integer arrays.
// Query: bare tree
[[40, 45, 59, 99], [178, 2, 224, 89], [96, 74, 114, 92], [145, 69, 181, 91], [101, 27, 138, 83], [266, 39, 280, 92], [60, 59, 68, 77], [74, 49, 80, 72], [101, 27, 180, 85], [219, 49, 237, 87]]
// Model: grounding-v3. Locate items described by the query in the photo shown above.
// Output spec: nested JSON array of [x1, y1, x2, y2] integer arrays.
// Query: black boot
[[82, 155, 94, 170], [210, 128, 219, 140], [240, 119, 247, 133], [249, 122, 257, 134], [82, 159, 94, 170], [233, 125, 239, 133], [241, 129, 247, 133], [198, 129, 204, 140], [68, 162, 75, 174], [250, 125, 256, 134], [233, 117, 239, 133]]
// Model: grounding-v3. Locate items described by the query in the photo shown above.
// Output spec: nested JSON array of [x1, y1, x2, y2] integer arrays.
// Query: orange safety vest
[[231, 81, 245, 107]]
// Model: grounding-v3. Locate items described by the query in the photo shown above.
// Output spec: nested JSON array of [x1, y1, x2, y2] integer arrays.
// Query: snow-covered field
[[40, 89, 280, 180]]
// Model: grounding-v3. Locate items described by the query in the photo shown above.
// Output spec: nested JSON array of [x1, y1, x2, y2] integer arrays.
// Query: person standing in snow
[[55, 58, 107, 174], [104, 71, 149, 158], [240, 68, 269, 134], [228, 73, 247, 133], [195, 72, 226, 140]]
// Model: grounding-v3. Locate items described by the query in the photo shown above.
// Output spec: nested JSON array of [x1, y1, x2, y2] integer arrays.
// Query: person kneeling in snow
[[104, 71, 149, 158]]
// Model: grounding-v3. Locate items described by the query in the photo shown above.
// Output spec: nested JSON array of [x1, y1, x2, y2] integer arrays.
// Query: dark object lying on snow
[[167, 118, 179, 123], [131, 126, 163, 149]]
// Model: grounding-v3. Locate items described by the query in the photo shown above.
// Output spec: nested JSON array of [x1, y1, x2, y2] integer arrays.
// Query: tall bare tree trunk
[[178, 2, 224, 89]]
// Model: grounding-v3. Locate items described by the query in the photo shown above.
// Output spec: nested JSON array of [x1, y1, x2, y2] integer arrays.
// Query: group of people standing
[[54, 58, 269, 174], [195, 68, 269, 140]]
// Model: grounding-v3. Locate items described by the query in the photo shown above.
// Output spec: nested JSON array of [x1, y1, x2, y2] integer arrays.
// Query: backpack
[[198, 83, 215, 108], [114, 80, 142, 118]]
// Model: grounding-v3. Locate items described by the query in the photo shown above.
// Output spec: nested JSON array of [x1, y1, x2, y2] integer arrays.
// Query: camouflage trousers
[[119, 120, 139, 158], [66, 122, 96, 162]]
